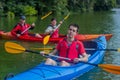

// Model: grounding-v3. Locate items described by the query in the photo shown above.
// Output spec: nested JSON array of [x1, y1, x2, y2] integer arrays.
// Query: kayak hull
[[0, 30, 112, 43], [6, 36, 107, 80]]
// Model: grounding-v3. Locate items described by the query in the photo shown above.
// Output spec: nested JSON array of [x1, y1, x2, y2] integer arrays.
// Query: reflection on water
[[77, 8, 120, 80], [1, 8, 120, 80]]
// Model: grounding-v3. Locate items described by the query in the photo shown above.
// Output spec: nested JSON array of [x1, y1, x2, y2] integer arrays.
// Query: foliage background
[[0, 0, 119, 17]]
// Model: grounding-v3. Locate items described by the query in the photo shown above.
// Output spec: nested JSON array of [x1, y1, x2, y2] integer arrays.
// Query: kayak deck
[[0, 30, 112, 43]]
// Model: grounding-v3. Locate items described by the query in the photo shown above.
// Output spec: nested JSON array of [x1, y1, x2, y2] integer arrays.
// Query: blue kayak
[[6, 36, 107, 80]]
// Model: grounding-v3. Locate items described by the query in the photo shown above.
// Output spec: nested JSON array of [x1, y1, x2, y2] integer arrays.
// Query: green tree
[[0, 0, 117, 16], [93, 0, 116, 11], [22, 5, 37, 16], [40, 0, 69, 15], [0, 1, 4, 16]]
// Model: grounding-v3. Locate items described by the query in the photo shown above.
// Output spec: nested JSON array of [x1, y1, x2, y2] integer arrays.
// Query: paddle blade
[[117, 48, 120, 52], [98, 64, 120, 74], [43, 35, 50, 45], [5, 42, 25, 54], [103, 68, 120, 74], [64, 13, 70, 20], [41, 11, 52, 20]]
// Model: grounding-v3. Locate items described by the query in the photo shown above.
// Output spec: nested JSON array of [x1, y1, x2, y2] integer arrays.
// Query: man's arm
[[49, 49, 58, 55], [73, 53, 88, 63], [29, 23, 35, 30], [11, 25, 21, 37], [78, 53, 88, 61]]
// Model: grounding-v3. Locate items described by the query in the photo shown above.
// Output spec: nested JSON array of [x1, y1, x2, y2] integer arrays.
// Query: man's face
[[20, 19, 25, 23], [67, 26, 78, 38]]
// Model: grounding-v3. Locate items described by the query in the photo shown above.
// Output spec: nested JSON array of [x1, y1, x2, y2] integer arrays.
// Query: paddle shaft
[[48, 54, 98, 67], [54, 14, 69, 30], [32, 47, 119, 52], [85, 48, 118, 51], [50, 13, 70, 36], [41, 11, 52, 20], [25, 49, 98, 66], [25, 49, 40, 54], [25, 49, 113, 68], [26, 50, 98, 66], [21, 27, 31, 34], [25, 49, 70, 60]]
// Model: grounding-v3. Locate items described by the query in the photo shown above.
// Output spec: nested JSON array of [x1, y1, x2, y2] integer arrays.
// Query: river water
[[0, 8, 120, 80]]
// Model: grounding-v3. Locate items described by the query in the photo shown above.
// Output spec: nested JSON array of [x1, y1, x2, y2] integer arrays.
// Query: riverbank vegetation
[[0, 0, 118, 17]]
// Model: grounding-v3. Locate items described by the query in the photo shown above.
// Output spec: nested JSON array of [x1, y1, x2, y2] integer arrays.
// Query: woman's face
[[51, 20, 57, 26]]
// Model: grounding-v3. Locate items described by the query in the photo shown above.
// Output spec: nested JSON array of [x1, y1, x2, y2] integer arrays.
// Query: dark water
[[0, 8, 120, 80]]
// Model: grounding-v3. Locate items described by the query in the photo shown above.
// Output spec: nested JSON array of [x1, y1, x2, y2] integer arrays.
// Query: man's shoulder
[[75, 40, 83, 45], [13, 23, 21, 28], [58, 38, 66, 44]]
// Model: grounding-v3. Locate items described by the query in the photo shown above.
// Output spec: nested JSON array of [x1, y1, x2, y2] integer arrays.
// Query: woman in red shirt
[[44, 18, 62, 38]]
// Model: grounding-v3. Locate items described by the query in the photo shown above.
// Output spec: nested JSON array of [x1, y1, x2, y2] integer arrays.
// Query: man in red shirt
[[11, 15, 42, 38], [42, 24, 88, 66]]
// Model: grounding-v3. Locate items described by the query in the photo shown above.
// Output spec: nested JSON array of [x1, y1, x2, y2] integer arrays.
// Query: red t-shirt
[[56, 38, 85, 61]]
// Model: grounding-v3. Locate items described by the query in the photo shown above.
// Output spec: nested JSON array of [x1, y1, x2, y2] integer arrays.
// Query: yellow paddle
[[43, 35, 50, 53], [5, 41, 120, 75], [43, 35, 50, 45], [41, 11, 52, 20], [62, 13, 70, 21], [45, 13, 70, 37], [5, 42, 25, 54], [4, 42, 68, 59], [56, 13, 70, 28], [82, 62, 120, 75], [30, 35, 51, 52]]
